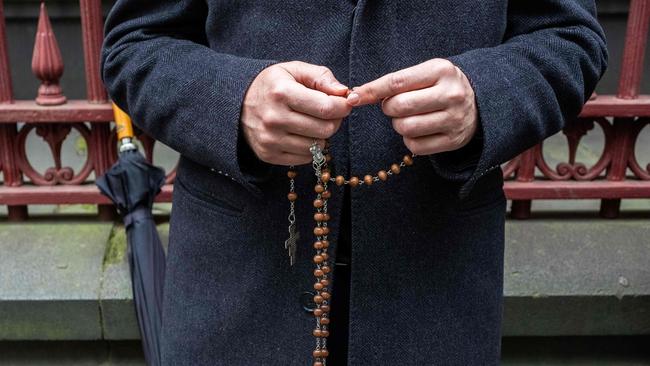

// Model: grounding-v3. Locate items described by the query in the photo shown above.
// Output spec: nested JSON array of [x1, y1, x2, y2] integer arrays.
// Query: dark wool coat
[[100, 1, 607, 365]]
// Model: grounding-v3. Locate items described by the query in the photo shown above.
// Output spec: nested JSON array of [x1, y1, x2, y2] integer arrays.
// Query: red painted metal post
[[80, 0, 114, 220], [601, 0, 650, 218], [510, 146, 536, 219], [0, 0, 27, 220], [32, 2, 66, 106]]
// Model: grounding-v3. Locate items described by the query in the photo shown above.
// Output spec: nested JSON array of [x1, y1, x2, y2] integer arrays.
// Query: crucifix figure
[[285, 223, 300, 266]]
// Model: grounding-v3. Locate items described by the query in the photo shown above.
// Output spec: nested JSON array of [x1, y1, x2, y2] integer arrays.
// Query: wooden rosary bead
[[321, 240, 329, 248], [314, 241, 324, 249], [314, 282, 324, 290], [314, 213, 325, 222], [378, 170, 388, 181], [314, 227, 324, 236], [313, 199, 324, 208], [320, 279, 330, 286], [287, 192, 297, 201], [364, 175, 374, 185], [321, 190, 331, 199], [287, 170, 297, 179], [313, 349, 323, 358], [403, 154, 414, 166], [349, 176, 359, 187], [321, 265, 331, 273], [320, 304, 331, 312], [321, 172, 331, 182], [320, 317, 330, 325], [323, 214, 330, 222], [320, 349, 329, 357], [313, 329, 322, 337], [321, 330, 330, 337], [314, 184, 324, 193], [313, 255, 324, 264], [335, 175, 345, 186], [314, 308, 324, 316], [314, 361, 324, 366], [321, 291, 331, 300], [321, 227, 330, 235], [314, 269, 324, 277], [321, 252, 329, 260], [391, 163, 401, 174], [314, 295, 324, 304]]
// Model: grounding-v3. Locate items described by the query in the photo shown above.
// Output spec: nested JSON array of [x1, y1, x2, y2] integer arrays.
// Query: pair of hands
[[241, 59, 478, 166]]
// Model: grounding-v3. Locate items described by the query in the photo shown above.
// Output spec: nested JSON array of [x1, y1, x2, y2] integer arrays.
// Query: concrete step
[[0, 216, 649, 340], [1, 337, 649, 365]]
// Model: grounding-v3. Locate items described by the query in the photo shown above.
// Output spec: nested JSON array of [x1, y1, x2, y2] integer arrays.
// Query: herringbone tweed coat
[[100, 0, 607, 364]]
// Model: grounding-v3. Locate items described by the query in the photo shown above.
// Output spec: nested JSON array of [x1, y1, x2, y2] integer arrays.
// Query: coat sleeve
[[100, 0, 277, 196], [431, 0, 608, 198]]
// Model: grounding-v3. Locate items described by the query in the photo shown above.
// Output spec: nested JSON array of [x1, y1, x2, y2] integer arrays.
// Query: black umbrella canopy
[[96, 149, 167, 366]]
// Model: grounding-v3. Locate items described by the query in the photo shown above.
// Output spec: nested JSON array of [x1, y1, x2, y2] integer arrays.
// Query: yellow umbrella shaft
[[112, 102, 134, 140]]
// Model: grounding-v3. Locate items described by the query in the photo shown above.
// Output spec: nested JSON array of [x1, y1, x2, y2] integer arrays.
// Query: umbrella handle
[[112, 102, 137, 152]]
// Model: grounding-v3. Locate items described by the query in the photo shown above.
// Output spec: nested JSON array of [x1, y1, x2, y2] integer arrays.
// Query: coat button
[[300, 291, 317, 312]]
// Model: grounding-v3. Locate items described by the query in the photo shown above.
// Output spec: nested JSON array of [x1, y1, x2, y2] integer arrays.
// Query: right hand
[[241, 61, 352, 166]]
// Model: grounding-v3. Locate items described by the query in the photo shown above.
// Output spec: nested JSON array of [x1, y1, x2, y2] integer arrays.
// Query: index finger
[[348, 59, 451, 106], [286, 83, 352, 120]]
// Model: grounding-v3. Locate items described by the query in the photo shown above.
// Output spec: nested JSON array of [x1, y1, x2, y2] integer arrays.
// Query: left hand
[[347, 58, 478, 155]]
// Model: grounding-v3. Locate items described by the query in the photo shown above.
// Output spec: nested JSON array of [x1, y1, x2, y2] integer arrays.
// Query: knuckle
[[260, 109, 279, 127], [319, 100, 335, 119], [446, 87, 467, 103], [394, 96, 413, 115], [269, 83, 289, 101], [388, 72, 406, 92]]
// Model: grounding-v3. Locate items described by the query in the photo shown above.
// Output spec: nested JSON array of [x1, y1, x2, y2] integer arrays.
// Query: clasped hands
[[241, 59, 478, 166]]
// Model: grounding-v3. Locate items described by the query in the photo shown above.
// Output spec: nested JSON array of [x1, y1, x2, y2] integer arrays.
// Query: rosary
[[284, 139, 415, 366]]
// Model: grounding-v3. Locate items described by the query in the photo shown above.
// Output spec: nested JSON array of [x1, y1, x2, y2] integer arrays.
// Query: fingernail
[[331, 81, 347, 90], [347, 92, 360, 105]]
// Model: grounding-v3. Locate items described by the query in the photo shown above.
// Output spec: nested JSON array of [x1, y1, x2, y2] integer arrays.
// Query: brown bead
[[321, 227, 330, 235], [314, 213, 324, 222], [314, 308, 324, 316], [320, 317, 330, 325], [313, 349, 323, 358], [314, 227, 324, 236], [321, 291, 331, 300], [313, 199, 324, 208], [314, 282, 324, 291], [321, 191, 331, 199], [314, 362, 324, 366], [313, 255, 324, 264], [287, 192, 297, 201], [320, 305, 331, 312], [403, 154, 414, 166], [313, 329, 322, 337], [314, 295, 324, 304], [314, 184, 324, 193], [378, 170, 388, 181], [364, 175, 374, 185], [320, 349, 329, 357], [391, 163, 401, 174], [321, 252, 329, 260], [323, 214, 330, 222], [321, 265, 331, 274], [314, 269, 324, 277], [314, 241, 324, 249], [287, 170, 297, 179], [321, 172, 331, 182], [321, 240, 330, 248], [320, 279, 330, 286], [321, 330, 330, 337], [349, 176, 359, 187], [335, 175, 345, 186]]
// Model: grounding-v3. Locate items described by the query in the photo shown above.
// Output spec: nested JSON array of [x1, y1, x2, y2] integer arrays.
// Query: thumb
[[282, 61, 349, 96]]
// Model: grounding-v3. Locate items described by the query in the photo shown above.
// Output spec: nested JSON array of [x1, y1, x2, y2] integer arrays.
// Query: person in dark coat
[[100, 0, 608, 365]]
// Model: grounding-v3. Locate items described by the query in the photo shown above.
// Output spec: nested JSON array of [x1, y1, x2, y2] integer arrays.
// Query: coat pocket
[[173, 174, 245, 217]]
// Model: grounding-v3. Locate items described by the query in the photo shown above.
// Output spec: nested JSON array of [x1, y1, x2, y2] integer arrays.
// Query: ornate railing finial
[[32, 1, 66, 106]]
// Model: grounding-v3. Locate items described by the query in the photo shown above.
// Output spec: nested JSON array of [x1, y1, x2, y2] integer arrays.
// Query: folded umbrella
[[96, 102, 167, 366]]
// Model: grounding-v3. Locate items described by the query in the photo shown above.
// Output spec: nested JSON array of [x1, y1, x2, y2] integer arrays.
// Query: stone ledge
[[0, 217, 649, 340]]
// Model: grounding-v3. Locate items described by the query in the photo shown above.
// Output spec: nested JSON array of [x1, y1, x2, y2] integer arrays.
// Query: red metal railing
[[0, 0, 649, 221]]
